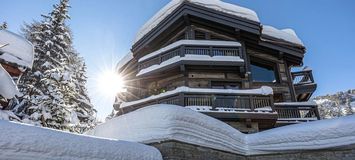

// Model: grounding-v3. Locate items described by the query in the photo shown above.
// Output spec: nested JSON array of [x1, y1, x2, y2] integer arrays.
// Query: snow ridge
[[87, 104, 355, 156]]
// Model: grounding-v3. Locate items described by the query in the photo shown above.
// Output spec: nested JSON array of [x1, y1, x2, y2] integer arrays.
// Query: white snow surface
[[116, 51, 133, 70], [0, 120, 162, 160], [0, 64, 21, 99], [120, 86, 273, 108], [139, 40, 242, 62], [0, 30, 34, 68], [262, 25, 304, 46], [88, 104, 355, 155], [134, 0, 259, 44], [275, 101, 317, 106], [137, 54, 244, 76]]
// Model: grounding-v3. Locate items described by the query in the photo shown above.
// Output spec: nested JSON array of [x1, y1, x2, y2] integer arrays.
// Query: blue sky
[[2, 0, 355, 120]]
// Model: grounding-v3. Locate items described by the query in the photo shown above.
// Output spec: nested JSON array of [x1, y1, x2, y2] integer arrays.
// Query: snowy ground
[[0, 120, 162, 160], [87, 104, 355, 156]]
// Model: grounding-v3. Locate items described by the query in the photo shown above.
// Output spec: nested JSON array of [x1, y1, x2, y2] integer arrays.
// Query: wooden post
[[179, 93, 185, 107], [249, 95, 254, 111], [180, 46, 185, 57]]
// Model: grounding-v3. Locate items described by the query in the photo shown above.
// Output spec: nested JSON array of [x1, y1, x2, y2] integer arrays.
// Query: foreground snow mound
[[87, 104, 248, 155], [0, 120, 162, 160], [248, 115, 355, 152], [88, 104, 355, 155]]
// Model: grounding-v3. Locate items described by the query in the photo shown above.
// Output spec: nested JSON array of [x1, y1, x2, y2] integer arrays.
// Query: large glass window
[[251, 60, 277, 83]]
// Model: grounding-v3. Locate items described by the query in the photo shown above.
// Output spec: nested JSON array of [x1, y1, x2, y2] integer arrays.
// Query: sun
[[97, 70, 126, 96]]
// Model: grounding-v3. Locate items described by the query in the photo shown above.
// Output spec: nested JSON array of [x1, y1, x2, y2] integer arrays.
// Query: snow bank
[[137, 54, 244, 76], [120, 86, 273, 108], [247, 115, 355, 152], [116, 52, 133, 70], [139, 40, 242, 62], [262, 25, 304, 46], [134, 0, 259, 44], [0, 120, 162, 160], [0, 30, 34, 68], [0, 64, 21, 99], [88, 104, 355, 155], [87, 104, 249, 155]]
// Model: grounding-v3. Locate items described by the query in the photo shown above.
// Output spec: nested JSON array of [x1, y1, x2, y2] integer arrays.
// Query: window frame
[[250, 57, 280, 84]]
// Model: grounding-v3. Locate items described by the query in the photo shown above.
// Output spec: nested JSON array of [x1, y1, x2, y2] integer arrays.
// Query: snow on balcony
[[137, 54, 244, 76], [0, 30, 34, 68], [87, 104, 355, 155], [116, 51, 133, 70], [134, 0, 260, 44], [120, 86, 273, 109], [139, 40, 242, 62]]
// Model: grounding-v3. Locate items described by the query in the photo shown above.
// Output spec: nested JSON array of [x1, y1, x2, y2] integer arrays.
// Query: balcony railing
[[291, 70, 315, 85], [138, 45, 243, 71], [122, 92, 274, 114], [274, 103, 320, 122]]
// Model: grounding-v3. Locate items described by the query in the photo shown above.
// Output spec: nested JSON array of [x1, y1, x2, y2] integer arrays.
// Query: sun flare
[[97, 70, 126, 96]]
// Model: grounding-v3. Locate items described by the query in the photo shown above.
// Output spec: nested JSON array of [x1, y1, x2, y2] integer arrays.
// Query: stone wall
[[150, 141, 355, 160]]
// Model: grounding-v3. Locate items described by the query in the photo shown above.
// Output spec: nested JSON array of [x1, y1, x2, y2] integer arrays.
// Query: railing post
[[249, 95, 254, 111], [179, 93, 185, 107], [180, 46, 185, 57], [309, 70, 315, 83], [209, 46, 213, 57], [211, 95, 216, 110], [269, 95, 274, 112]]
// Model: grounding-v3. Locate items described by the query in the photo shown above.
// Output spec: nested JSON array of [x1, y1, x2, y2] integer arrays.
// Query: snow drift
[[0, 120, 162, 160], [87, 104, 355, 155]]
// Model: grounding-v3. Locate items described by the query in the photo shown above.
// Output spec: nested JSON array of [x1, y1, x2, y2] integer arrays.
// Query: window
[[251, 59, 278, 83]]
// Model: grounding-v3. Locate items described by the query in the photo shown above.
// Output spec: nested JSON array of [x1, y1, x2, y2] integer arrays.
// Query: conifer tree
[[15, 0, 96, 132]]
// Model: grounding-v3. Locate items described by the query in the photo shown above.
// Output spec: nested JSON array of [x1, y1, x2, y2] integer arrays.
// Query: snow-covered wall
[[87, 104, 355, 156], [0, 120, 162, 160]]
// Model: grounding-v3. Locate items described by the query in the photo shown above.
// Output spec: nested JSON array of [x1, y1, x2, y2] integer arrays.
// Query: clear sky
[[1, 0, 355, 120]]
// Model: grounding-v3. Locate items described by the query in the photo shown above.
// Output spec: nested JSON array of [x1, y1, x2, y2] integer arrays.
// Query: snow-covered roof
[[116, 52, 133, 71], [139, 40, 242, 62], [120, 86, 273, 108], [0, 120, 162, 160], [262, 25, 304, 47], [87, 104, 355, 155], [0, 64, 21, 99], [133, 0, 260, 44], [0, 30, 34, 68]]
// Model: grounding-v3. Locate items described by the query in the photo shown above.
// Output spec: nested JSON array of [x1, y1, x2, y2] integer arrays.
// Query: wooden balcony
[[291, 70, 317, 102], [274, 102, 320, 126], [137, 43, 244, 76], [120, 88, 277, 121]]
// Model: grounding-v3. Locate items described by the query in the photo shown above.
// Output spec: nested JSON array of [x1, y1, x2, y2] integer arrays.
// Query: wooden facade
[[115, 1, 319, 132]]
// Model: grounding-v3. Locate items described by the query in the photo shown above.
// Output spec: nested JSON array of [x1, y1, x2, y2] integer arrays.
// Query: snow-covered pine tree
[[14, 0, 96, 132]]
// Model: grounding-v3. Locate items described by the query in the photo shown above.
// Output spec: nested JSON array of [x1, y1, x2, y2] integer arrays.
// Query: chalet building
[[115, 0, 319, 133], [0, 30, 34, 109]]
